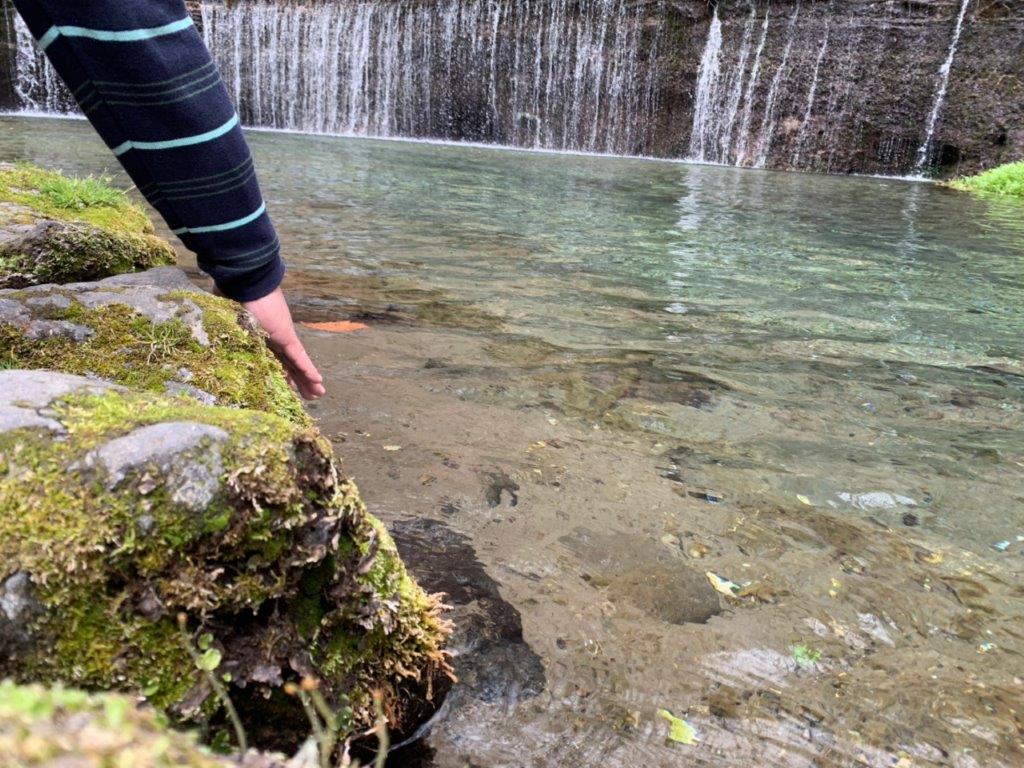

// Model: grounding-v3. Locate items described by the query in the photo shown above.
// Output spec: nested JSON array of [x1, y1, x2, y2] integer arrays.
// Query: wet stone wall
[[1, 0, 1022, 177]]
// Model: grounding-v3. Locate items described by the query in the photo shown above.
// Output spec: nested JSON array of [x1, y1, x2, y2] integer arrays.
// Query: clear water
[[3, 116, 1023, 766]]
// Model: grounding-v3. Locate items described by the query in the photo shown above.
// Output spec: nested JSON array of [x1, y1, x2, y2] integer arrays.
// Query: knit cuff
[[213, 254, 285, 303]]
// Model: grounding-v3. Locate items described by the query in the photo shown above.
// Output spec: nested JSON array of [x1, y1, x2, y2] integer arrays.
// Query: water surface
[[3, 116, 1023, 767]]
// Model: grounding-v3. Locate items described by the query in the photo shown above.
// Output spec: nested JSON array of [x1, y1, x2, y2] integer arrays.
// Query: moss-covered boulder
[[0, 164, 174, 289], [0, 681, 286, 767], [0, 369, 450, 748], [0, 268, 305, 423]]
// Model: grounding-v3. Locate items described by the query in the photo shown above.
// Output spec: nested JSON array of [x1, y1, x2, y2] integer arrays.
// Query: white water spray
[[793, 19, 831, 167], [914, 0, 971, 172], [688, 7, 723, 161], [755, 2, 801, 168]]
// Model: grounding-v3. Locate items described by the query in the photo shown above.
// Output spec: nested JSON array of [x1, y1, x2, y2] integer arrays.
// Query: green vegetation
[[948, 161, 1024, 198], [0, 163, 451, 757], [0, 384, 450, 738], [0, 163, 151, 232], [0, 288, 307, 424], [0, 681, 243, 768], [0, 163, 174, 288], [38, 171, 127, 211]]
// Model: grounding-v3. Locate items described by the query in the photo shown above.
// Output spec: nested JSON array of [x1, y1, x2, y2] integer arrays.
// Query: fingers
[[279, 338, 326, 400], [241, 288, 326, 401]]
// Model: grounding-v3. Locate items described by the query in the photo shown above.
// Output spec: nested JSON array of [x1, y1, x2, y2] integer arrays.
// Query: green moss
[[948, 161, 1024, 198], [0, 163, 153, 233], [0, 681, 243, 767], [0, 163, 175, 288], [0, 384, 449, 739], [0, 289, 306, 425]]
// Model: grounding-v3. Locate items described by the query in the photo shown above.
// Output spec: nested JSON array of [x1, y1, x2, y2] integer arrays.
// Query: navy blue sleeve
[[12, 0, 284, 302]]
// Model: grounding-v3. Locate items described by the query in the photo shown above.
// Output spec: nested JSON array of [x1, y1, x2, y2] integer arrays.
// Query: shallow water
[[3, 116, 1023, 767]]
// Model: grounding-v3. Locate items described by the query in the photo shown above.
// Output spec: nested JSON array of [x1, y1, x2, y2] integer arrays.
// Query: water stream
[[914, 0, 972, 172], [3, 115, 1022, 767]]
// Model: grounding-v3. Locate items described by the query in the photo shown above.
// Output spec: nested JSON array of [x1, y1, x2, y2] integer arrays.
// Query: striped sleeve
[[12, 0, 284, 302]]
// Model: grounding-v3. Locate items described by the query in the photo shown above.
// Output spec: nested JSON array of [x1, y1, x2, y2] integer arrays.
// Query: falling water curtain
[[11, 0, 285, 301]]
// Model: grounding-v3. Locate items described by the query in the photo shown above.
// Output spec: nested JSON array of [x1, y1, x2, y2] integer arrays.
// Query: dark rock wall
[[656, 0, 1024, 175], [1, 0, 1022, 177]]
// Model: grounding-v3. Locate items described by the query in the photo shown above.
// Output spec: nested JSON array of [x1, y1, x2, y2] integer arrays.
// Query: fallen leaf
[[657, 709, 697, 745], [301, 320, 369, 333], [796, 494, 812, 506], [915, 550, 943, 565], [687, 542, 710, 559], [706, 571, 741, 596]]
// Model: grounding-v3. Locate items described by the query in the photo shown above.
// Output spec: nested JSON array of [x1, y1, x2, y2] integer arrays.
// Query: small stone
[[902, 512, 919, 526], [83, 421, 228, 492], [163, 381, 217, 405], [136, 515, 156, 537]]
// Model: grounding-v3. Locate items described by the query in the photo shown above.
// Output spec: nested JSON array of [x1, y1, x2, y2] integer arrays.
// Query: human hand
[[242, 288, 325, 400]]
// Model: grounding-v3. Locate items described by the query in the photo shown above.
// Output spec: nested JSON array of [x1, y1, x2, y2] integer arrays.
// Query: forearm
[[13, 0, 281, 302]]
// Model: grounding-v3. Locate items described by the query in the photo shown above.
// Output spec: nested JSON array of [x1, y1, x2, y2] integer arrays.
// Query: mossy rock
[[0, 680, 285, 767], [0, 267, 305, 424], [0, 370, 451, 749], [0, 164, 175, 289]]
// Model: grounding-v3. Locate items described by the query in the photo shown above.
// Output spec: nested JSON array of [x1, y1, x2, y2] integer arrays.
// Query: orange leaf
[[301, 320, 369, 333]]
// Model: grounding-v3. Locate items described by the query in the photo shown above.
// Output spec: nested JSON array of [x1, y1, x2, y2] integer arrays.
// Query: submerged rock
[[560, 528, 721, 625], [0, 267, 305, 423], [0, 164, 174, 289]]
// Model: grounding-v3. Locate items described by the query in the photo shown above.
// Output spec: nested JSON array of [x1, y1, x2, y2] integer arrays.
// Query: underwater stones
[[561, 528, 722, 625]]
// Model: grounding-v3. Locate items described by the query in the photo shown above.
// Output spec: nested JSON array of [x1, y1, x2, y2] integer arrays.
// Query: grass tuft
[[38, 173, 126, 210], [948, 161, 1024, 198]]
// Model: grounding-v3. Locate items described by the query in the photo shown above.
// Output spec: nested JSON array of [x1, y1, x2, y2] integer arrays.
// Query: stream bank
[[0, 165, 451, 760]]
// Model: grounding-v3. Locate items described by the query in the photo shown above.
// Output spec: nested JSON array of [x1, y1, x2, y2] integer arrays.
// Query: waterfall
[[792, 18, 831, 167], [687, 8, 723, 162], [913, 0, 971, 173], [11, 15, 74, 114], [195, 0, 661, 155], [755, 3, 801, 168], [734, 8, 771, 166]]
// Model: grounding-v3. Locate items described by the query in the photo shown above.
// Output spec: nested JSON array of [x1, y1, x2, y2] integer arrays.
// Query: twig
[[176, 613, 248, 754]]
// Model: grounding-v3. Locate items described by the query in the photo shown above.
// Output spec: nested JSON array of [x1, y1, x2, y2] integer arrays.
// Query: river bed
[[2, 115, 1023, 767]]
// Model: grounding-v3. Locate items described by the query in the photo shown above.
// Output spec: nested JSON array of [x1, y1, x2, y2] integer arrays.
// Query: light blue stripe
[[51, 17, 193, 48], [172, 202, 266, 235], [37, 27, 59, 51], [112, 114, 239, 156]]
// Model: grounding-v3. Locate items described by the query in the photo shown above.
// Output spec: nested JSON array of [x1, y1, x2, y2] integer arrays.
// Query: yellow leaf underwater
[[657, 709, 697, 745]]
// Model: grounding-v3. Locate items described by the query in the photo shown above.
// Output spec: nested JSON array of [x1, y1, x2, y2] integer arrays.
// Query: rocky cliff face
[[1, 0, 1021, 177]]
